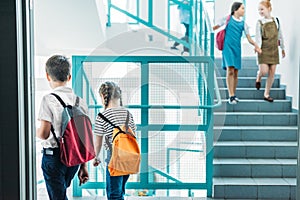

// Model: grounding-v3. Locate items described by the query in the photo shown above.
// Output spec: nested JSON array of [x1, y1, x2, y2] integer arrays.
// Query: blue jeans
[[106, 167, 129, 200], [105, 151, 130, 200], [41, 148, 79, 200]]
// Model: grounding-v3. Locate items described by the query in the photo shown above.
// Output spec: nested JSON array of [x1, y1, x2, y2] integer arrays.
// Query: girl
[[93, 81, 136, 200], [255, 0, 285, 102], [213, 2, 262, 104]]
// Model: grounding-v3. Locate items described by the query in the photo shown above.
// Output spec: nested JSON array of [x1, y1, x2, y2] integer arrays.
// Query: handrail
[[108, 1, 191, 54], [89, 103, 219, 109], [72, 55, 217, 197]]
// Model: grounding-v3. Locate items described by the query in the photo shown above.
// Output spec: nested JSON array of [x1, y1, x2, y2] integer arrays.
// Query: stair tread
[[214, 158, 297, 165], [217, 76, 280, 79], [215, 141, 297, 146], [218, 99, 290, 102], [219, 87, 284, 90], [214, 126, 297, 130], [214, 112, 297, 115], [214, 177, 296, 186]]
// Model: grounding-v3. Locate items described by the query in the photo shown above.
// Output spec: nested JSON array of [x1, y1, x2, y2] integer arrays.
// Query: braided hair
[[99, 81, 123, 109]]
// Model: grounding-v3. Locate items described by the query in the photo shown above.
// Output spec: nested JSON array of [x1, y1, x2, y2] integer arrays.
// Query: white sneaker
[[228, 97, 238, 105], [234, 96, 239, 102]]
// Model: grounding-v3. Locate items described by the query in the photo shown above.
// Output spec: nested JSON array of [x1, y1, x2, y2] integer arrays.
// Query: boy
[[37, 55, 89, 199]]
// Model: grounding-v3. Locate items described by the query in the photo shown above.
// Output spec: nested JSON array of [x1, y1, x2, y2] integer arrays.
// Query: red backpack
[[216, 15, 231, 50], [50, 93, 95, 167]]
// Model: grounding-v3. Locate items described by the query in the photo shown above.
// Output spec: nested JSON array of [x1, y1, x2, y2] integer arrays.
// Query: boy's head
[[45, 55, 71, 82]]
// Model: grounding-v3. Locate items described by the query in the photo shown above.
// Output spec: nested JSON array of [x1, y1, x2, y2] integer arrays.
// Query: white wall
[[34, 0, 106, 56], [272, 0, 300, 109], [215, 0, 300, 108]]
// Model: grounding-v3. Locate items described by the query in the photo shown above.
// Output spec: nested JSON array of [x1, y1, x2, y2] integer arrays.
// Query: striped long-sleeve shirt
[[94, 107, 136, 150]]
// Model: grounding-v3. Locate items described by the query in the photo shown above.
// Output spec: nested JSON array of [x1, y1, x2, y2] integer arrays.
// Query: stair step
[[214, 141, 298, 158], [217, 76, 280, 88], [214, 57, 258, 69], [214, 158, 296, 178], [216, 68, 259, 77], [214, 112, 297, 126], [214, 99, 292, 112], [214, 126, 298, 141], [219, 88, 286, 99], [213, 177, 296, 199]]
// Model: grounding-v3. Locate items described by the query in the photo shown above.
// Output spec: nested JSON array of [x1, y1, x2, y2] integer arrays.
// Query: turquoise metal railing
[[71, 55, 220, 197], [106, 0, 215, 57]]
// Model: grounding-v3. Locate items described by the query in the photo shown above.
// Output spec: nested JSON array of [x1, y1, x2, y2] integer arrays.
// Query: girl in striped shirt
[[93, 81, 136, 200]]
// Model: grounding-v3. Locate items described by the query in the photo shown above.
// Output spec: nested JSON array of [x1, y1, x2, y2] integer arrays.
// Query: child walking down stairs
[[213, 57, 297, 199]]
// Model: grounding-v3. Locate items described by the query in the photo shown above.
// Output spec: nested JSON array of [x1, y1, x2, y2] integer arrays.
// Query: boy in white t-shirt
[[36, 55, 89, 199]]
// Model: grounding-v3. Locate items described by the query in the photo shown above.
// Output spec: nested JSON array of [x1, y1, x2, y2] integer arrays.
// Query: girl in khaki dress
[[255, 0, 285, 102]]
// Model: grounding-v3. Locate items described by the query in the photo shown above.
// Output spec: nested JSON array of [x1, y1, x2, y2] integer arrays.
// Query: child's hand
[[93, 158, 101, 166], [282, 50, 286, 58], [78, 164, 89, 186], [254, 46, 262, 54]]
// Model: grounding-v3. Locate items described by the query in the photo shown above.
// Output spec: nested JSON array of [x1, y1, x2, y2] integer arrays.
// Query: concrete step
[[216, 68, 258, 77], [214, 57, 258, 69], [219, 87, 286, 99], [214, 158, 296, 178], [214, 141, 298, 159], [214, 126, 298, 142], [217, 76, 280, 88], [213, 177, 296, 199], [214, 99, 292, 112], [214, 112, 297, 126]]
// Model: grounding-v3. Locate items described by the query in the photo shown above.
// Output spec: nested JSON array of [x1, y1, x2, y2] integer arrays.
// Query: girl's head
[[99, 81, 122, 109], [231, 2, 245, 17], [258, 0, 272, 17]]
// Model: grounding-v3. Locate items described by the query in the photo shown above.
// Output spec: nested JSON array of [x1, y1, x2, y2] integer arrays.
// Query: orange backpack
[[98, 111, 141, 176]]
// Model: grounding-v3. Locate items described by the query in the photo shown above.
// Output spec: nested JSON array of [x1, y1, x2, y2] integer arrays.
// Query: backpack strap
[[225, 15, 230, 26], [98, 112, 118, 128], [50, 93, 79, 146], [125, 110, 130, 132], [275, 17, 280, 31], [50, 125, 60, 146], [75, 96, 80, 107], [51, 93, 67, 107], [98, 111, 131, 140]]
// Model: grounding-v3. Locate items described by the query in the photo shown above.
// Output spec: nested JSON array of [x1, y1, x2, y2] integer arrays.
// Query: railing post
[[106, 0, 111, 27], [148, 0, 153, 26], [206, 59, 214, 197], [296, 57, 300, 200], [72, 56, 84, 97], [140, 61, 149, 189]]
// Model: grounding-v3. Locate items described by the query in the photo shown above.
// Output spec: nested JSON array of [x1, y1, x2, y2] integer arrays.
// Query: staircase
[[213, 57, 298, 199]]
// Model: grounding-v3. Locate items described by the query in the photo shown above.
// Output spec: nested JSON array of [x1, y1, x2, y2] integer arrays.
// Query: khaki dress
[[258, 18, 279, 64]]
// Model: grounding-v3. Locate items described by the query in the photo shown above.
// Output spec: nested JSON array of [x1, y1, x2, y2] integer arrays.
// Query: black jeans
[[41, 148, 79, 200]]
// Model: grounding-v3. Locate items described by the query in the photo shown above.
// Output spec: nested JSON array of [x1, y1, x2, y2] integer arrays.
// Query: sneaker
[[170, 46, 178, 50], [228, 96, 238, 104], [255, 82, 261, 90], [233, 96, 239, 102]]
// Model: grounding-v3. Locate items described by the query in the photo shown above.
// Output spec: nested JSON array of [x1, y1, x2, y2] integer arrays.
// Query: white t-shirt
[[38, 86, 88, 148]]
